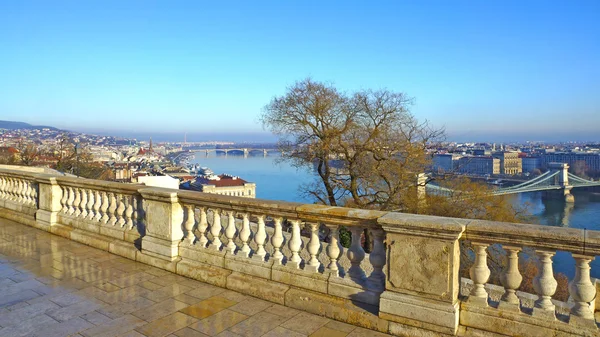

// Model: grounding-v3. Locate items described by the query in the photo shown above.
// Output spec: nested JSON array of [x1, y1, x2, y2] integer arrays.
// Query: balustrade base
[[328, 275, 381, 306], [224, 253, 274, 279], [226, 271, 288, 305], [35, 209, 57, 231], [465, 295, 489, 307], [285, 287, 390, 333], [272, 263, 329, 293], [568, 314, 598, 329], [176, 258, 230, 288], [379, 291, 460, 335], [179, 243, 226, 267], [497, 300, 521, 312], [141, 234, 180, 261], [461, 301, 599, 337], [531, 306, 557, 321]]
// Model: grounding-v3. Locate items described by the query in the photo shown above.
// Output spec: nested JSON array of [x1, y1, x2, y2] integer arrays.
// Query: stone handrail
[[0, 165, 597, 336]]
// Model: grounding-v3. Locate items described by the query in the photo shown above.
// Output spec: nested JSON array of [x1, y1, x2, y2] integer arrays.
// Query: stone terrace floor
[[0, 219, 392, 337]]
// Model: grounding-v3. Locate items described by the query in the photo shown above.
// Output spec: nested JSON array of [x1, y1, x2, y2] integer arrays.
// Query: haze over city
[[1, 1, 599, 142]]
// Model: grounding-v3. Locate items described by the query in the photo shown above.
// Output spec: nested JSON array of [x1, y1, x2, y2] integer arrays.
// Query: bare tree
[[262, 78, 443, 212]]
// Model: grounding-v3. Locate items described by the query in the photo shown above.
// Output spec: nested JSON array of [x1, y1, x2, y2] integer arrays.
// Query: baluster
[[100, 191, 110, 223], [93, 190, 102, 221], [131, 195, 139, 227], [253, 215, 267, 261], [116, 194, 126, 227], [183, 204, 196, 244], [0, 177, 5, 199], [125, 195, 134, 229], [271, 217, 284, 264], [10, 178, 16, 201], [107, 192, 117, 225], [238, 213, 251, 257], [7, 178, 14, 200], [347, 227, 366, 282], [195, 207, 208, 248], [60, 186, 68, 213], [305, 223, 321, 272], [499, 246, 522, 311], [287, 220, 302, 268], [532, 250, 557, 319], [14, 180, 20, 202], [86, 189, 95, 220], [73, 188, 82, 217], [367, 228, 386, 291], [80, 188, 88, 218], [468, 243, 490, 305], [30, 182, 37, 206], [225, 211, 237, 254], [22, 181, 31, 204], [209, 209, 222, 250], [568, 254, 596, 327], [67, 187, 75, 215], [326, 224, 341, 276]]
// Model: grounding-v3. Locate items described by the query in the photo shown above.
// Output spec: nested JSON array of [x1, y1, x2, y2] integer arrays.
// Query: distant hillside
[[0, 120, 59, 131]]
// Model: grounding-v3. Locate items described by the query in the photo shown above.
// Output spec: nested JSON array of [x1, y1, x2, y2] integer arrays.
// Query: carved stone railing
[[0, 165, 598, 337]]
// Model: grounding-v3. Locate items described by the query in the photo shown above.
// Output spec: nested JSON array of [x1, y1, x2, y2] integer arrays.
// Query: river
[[190, 152, 600, 278]]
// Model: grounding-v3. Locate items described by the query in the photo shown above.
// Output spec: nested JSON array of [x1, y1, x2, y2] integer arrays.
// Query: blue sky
[[0, 1, 598, 142]]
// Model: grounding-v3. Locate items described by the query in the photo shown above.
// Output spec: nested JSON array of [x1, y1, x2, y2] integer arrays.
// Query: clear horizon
[[1, 1, 599, 142]]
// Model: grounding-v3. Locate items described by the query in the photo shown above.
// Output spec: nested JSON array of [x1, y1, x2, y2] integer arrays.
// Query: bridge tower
[[263, 149, 267, 157], [548, 163, 574, 203], [243, 148, 249, 158]]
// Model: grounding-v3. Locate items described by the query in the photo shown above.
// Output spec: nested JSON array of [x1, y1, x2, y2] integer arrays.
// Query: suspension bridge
[[426, 163, 600, 202]]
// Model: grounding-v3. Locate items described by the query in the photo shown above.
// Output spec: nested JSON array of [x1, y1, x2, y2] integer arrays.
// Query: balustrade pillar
[[196, 207, 209, 248], [271, 217, 284, 264], [86, 189, 95, 220], [225, 211, 237, 254], [287, 220, 302, 268], [532, 250, 557, 320], [80, 188, 88, 218], [468, 243, 491, 306], [33, 175, 61, 231], [100, 191, 109, 223], [253, 215, 267, 261], [107, 192, 117, 225], [367, 228, 386, 292], [93, 190, 102, 221], [347, 226, 366, 282], [238, 213, 251, 257], [498, 246, 522, 311], [139, 188, 184, 261], [67, 187, 75, 215], [73, 188, 81, 217], [182, 204, 196, 245], [568, 254, 597, 328], [305, 223, 321, 272], [209, 209, 222, 250], [325, 224, 341, 276], [116, 194, 126, 227]]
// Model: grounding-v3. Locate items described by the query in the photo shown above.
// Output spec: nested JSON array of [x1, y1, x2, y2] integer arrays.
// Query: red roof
[[197, 174, 249, 187]]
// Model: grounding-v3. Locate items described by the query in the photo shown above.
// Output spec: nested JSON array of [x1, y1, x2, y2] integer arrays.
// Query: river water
[[190, 152, 600, 278]]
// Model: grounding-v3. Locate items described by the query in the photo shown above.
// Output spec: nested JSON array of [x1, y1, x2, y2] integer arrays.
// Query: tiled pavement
[[0, 219, 392, 337]]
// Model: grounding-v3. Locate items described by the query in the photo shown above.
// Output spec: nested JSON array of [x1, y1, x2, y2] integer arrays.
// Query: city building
[[457, 156, 500, 175], [522, 156, 541, 173], [492, 151, 522, 175], [540, 152, 600, 173], [185, 174, 256, 198], [432, 153, 462, 173]]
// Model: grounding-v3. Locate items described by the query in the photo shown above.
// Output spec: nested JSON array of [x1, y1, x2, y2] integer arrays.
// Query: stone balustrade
[[0, 165, 598, 337]]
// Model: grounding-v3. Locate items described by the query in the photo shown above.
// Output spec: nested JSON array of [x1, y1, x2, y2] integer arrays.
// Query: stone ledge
[[272, 263, 329, 293], [226, 271, 288, 304], [285, 287, 390, 333], [460, 301, 599, 337], [176, 258, 230, 287]]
